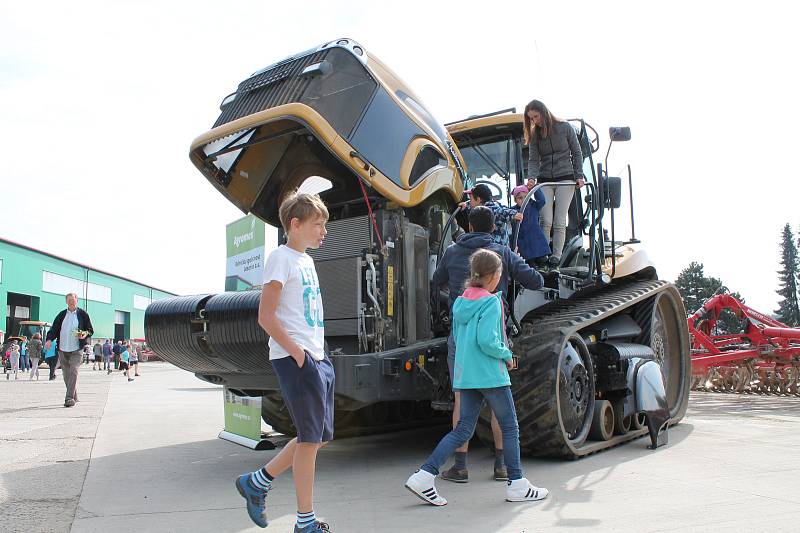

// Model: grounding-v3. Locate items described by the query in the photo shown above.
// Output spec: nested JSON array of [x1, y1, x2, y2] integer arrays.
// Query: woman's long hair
[[523, 99, 561, 145], [465, 249, 502, 289]]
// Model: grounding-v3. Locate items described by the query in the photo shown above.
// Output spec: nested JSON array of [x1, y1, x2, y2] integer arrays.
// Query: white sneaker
[[405, 469, 447, 506], [506, 478, 548, 502]]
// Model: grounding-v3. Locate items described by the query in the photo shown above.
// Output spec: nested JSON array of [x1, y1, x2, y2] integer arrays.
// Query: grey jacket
[[527, 121, 584, 181]]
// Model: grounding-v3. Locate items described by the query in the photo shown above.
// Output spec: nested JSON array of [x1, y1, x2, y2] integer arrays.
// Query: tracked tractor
[[145, 38, 691, 458]]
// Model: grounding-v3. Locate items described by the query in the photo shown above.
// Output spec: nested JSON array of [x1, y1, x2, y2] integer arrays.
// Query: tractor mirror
[[609, 127, 631, 142], [604, 177, 622, 209]]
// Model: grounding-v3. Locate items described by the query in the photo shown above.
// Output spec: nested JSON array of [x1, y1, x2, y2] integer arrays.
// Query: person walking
[[45, 293, 94, 408], [92, 340, 103, 370], [102, 339, 113, 373], [524, 99, 584, 272], [432, 206, 543, 482], [235, 192, 333, 533], [28, 333, 43, 380], [44, 338, 58, 380], [20, 337, 29, 373], [7, 342, 20, 380], [112, 341, 122, 370], [128, 343, 140, 377], [405, 249, 549, 506], [83, 343, 92, 365], [120, 344, 133, 381]]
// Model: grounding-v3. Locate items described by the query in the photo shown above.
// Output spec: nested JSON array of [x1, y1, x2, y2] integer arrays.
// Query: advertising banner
[[219, 214, 274, 450], [222, 388, 262, 439], [225, 214, 265, 291]]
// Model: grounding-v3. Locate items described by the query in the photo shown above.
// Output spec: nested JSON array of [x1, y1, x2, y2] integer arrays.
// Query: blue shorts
[[272, 351, 335, 443]]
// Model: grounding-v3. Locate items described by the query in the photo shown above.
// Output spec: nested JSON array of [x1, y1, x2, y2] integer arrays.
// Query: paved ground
[[3, 363, 800, 533]]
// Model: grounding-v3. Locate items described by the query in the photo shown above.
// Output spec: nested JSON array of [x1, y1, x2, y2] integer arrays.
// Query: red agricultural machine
[[689, 294, 800, 395]]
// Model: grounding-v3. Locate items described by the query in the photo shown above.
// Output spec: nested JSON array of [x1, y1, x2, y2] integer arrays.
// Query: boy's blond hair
[[278, 191, 329, 232]]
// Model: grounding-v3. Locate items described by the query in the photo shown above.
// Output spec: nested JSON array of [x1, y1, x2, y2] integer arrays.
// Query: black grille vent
[[214, 50, 330, 128]]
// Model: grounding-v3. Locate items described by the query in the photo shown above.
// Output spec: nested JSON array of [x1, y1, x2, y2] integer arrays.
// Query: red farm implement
[[689, 294, 800, 395]]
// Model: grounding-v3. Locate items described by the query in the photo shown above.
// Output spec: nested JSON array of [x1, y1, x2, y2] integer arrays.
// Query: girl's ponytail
[[464, 249, 502, 289]]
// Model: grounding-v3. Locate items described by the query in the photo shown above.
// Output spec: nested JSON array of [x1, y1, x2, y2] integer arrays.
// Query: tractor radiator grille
[[308, 216, 372, 261], [307, 216, 371, 336], [214, 50, 330, 128], [212, 48, 378, 140]]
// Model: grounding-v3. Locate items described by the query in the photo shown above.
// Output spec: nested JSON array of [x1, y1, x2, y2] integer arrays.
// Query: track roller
[[589, 400, 614, 441], [612, 399, 631, 435]]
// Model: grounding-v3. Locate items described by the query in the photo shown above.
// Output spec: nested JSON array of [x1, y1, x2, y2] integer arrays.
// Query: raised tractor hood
[[190, 38, 464, 226]]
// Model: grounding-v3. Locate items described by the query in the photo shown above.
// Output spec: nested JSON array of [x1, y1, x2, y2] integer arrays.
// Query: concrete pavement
[[3, 362, 800, 532]]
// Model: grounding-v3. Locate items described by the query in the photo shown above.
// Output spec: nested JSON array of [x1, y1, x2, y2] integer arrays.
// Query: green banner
[[226, 214, 265, 257], [225, 214, 266, 289], [223, 388, 262, 441]]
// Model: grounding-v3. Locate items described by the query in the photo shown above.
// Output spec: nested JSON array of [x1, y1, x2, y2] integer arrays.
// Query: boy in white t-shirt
[[236, 192, 333, 533]]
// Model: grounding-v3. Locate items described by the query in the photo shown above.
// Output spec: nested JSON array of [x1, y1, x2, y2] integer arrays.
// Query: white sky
[[1, 0, 798, 313]]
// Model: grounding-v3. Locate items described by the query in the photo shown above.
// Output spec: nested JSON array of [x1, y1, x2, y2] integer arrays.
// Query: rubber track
[[482, 279, 688, 459]]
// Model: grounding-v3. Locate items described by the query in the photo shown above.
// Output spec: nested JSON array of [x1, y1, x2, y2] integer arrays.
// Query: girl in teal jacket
[[405, 249, 549, 506]]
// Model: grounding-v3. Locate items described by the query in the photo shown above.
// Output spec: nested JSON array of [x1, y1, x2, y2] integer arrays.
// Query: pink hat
[[512, 185, 529, 196]]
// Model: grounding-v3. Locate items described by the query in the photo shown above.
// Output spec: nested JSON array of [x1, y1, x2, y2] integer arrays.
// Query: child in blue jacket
[[511, 183, 551, 268], [405, 249, 548, 506]]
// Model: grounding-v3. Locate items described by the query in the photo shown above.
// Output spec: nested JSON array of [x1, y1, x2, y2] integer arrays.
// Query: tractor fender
[[626, 357, 670, 449]]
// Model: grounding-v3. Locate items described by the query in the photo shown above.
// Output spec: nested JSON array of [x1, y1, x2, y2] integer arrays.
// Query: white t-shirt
[[262, 245, 325, 361]]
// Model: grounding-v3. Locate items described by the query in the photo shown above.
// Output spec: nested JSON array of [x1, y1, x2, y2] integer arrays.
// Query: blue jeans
[[20, 354, 30, 370], [421, 386, 522, 481]]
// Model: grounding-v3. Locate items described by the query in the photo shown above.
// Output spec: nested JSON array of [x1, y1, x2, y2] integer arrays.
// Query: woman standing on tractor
[[524, 99, 584, 272]]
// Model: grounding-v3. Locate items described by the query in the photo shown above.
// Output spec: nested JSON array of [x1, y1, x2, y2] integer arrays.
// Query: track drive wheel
[[639, 288, 691, 420], [477, 331, 595, 458]]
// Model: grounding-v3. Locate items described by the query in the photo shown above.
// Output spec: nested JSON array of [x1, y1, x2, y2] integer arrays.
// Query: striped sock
[[296, 510, 316, 530], [250, 467, 273, 491]]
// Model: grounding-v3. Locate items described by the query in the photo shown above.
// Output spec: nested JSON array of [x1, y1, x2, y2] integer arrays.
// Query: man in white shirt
[[45, 293, 94, 407]]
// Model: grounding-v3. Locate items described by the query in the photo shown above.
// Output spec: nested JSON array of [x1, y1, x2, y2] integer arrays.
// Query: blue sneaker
[[235, 473, 270, 528], [294, 521, 331, 533]]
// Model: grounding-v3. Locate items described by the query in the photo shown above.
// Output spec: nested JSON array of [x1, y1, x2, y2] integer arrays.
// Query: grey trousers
[[540, 184, 575, 259], [59, 350, 82, 402]]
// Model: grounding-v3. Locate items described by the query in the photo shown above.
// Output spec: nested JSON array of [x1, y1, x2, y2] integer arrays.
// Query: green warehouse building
[[0, 237, 176, 343]]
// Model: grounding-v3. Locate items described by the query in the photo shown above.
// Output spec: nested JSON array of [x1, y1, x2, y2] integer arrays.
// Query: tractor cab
[[446, 110, 600, 292]]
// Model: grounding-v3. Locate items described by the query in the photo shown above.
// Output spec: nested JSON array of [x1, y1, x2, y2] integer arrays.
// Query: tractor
[[145, 38, 690, 457]]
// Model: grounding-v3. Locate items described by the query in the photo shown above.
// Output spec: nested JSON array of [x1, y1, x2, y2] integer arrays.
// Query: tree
[[675, 262, 708, 314], [775, 223, 800, 326]]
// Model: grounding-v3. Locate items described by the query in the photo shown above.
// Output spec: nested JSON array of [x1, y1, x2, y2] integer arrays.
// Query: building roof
[[0, 236, 177, 296]]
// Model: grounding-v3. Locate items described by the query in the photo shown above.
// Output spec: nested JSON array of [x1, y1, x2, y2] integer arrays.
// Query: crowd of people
[[4, 334, 141, 383], [81, 338, 140, 380]]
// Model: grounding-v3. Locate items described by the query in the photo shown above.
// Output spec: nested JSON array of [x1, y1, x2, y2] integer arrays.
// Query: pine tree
[[775, 223, 800, 326], [675, 262, 709, 314]]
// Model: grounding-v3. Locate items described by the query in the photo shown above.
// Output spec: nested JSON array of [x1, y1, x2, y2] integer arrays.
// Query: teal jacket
[[452, 287, 512, 389]]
